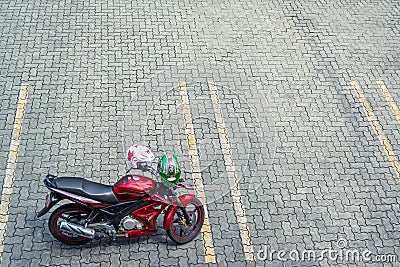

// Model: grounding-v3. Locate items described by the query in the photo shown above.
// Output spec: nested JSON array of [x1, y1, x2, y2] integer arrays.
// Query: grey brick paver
[[0, 0, 400, 267]]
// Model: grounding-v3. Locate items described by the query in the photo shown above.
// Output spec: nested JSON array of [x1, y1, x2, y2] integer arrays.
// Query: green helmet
[[158, 155, 181, 186]]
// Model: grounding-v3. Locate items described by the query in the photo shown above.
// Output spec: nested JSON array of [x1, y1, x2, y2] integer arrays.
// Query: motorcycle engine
[[120, 215, 143, 231]]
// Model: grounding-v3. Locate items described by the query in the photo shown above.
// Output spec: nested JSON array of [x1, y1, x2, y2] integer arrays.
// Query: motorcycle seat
[[54, 177, 119, 204]]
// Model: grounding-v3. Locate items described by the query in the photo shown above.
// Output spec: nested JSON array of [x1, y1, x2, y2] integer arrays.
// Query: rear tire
[[49, 203, 91, 245], [167, 198, 204, 244]]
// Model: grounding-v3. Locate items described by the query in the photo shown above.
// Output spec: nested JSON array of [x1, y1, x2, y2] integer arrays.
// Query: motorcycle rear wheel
[[166, 198, 204, 244], [49, 203, 91, 245]]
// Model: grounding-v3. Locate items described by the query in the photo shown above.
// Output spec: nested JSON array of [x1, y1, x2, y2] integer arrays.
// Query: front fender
[[163, 194, 196, 230]]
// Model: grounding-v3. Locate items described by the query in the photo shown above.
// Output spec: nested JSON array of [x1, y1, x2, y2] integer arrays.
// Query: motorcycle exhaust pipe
[[58, 221, 97, 239]]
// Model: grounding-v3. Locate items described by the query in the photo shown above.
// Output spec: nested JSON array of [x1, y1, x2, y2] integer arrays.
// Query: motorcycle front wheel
[[48, 203, 91, 245], [166, 198, 205, 244]]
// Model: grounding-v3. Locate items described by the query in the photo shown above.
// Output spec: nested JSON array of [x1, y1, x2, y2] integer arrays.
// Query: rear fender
[[37, 191, 62, 218], [163, 194, 196, 230]]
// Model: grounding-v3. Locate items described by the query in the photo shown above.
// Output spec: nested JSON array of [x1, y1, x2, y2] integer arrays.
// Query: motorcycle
[[37, 145, 204, 245]]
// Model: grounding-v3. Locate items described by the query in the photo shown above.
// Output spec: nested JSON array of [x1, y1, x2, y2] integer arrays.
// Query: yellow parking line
[[208, 81, 255, 262], [179, 81, 216, 263], [0, 83, 29, 264], [377, 80, 400, 124], [350, 80, 400, 180]]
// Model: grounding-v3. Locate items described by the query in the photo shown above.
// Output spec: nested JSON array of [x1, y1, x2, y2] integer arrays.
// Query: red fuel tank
[[113, 175, 156, 202]]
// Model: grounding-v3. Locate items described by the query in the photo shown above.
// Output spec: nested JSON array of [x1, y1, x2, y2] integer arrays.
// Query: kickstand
[[108, 236, 114, 245]]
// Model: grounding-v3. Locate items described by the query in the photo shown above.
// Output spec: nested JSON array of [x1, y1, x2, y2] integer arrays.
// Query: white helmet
[[126, 144, 155, 169]]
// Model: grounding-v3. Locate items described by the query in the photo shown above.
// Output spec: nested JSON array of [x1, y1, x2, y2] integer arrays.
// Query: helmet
[[158, 155, 181, 186], [126, 144, 155, 169]]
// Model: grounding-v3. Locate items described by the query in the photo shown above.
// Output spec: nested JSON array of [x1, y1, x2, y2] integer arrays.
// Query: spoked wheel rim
[[53, 208, 90, 243], [171, 201, 203, 241]]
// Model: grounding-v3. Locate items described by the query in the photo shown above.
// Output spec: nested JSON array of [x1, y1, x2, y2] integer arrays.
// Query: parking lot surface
[[0, 1, 399, 266]]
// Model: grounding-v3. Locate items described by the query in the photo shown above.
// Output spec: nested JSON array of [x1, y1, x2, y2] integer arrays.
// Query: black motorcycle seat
[[54, 177, 118, 204]]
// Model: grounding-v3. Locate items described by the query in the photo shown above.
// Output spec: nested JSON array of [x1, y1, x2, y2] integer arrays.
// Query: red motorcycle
[[37, 145, 204, 245]]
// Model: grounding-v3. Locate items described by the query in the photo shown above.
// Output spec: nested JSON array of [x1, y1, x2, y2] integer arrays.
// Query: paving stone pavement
[[0, 0, 399, 266]]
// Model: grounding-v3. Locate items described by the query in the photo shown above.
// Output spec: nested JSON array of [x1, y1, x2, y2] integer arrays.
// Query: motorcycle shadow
[[56, 230, 174, 250]]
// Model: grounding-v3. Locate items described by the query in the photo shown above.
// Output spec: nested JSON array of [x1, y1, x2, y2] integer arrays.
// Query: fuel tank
[[113, 175, 156, 202]]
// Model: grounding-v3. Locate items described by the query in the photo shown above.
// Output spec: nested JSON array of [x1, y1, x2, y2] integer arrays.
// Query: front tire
[[49, 203, 91, 245], [166, 198, 204, 244]]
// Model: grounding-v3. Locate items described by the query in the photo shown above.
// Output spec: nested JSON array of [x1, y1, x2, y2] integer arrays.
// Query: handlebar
[[145, 166, 161, 182], [131, 162, 162, 183], [128, 162, 187, 185]]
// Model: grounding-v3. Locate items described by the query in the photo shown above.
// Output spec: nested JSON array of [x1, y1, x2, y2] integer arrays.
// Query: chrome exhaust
[[58, 221, 96, 239]]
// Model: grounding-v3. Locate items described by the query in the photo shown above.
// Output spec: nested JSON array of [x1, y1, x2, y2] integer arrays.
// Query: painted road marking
[[179, 81, 216, 263], [208, 81, 255, 262], [377, 80, 400, 125], [350, 80, 400, 180], [0, 83, 29, 264]]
